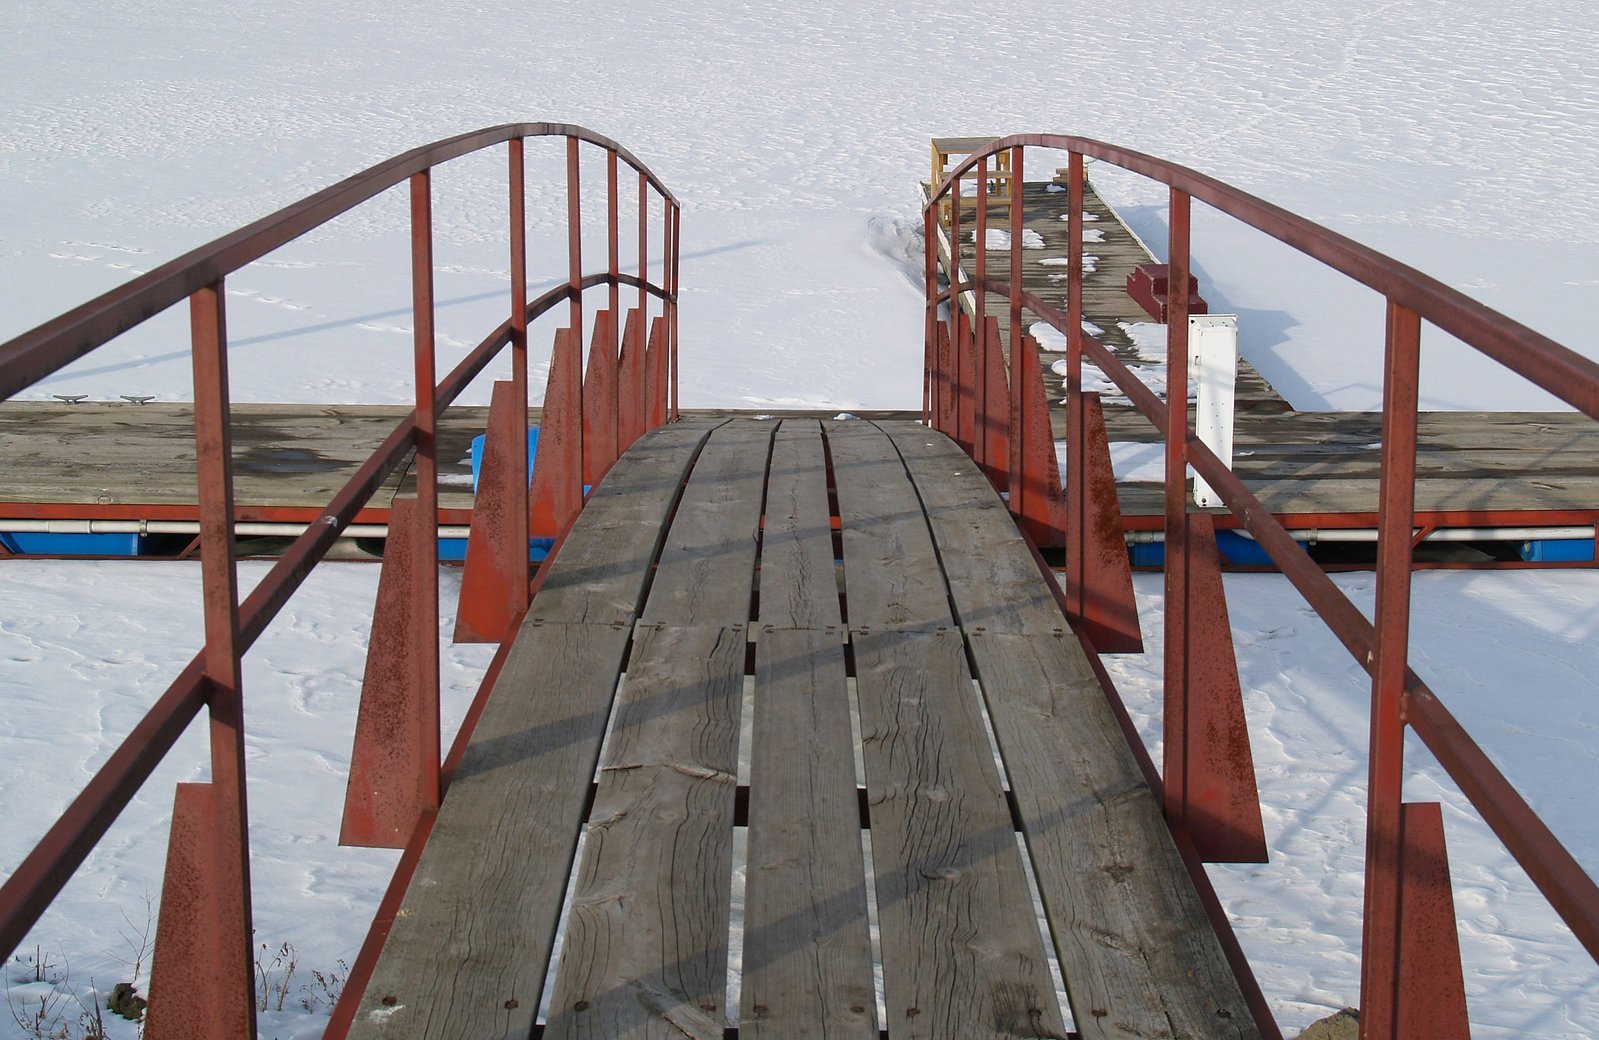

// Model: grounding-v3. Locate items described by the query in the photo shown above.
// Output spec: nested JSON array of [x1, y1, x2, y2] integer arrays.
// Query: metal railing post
[[1064, 150, 1086, 615], [639, 172, 649, 328], [974, 157, 989, 471], [566, 136, 583, 343], [188, 279, 256, 1038], [508, 140, 530, 615], [1162, 187, 1194, 825], [670, 201, 680, 420], [408, 171, 442, 807], [949, 173, 963, 445], [1361, 299, 1423, 1038], [1008, 145, 1025, 492], [924, 202, 937, 424], [608, 149, 620, 363]]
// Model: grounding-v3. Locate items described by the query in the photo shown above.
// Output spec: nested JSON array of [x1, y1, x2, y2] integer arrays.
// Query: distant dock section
[[922, 144, 1599, 561]]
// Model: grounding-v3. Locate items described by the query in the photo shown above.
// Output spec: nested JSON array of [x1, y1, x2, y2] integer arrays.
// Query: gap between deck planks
[[346, 416, 1257, 1040]]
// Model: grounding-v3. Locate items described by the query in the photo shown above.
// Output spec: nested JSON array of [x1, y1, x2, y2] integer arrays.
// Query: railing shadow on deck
[[926, 133, 1599, 1039], [0, 123, 681, 1039]]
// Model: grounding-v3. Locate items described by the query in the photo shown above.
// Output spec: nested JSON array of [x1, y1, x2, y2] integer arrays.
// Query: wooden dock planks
[[5, 400, 1597, 536], [345, 420, 716, 1040], [883, 421, 1258, 1040], [832, 420, 1070, 1039], [346, 416, 1269, 1039], [547, 421, 770, 1038], [742, 420, 877, 1039]]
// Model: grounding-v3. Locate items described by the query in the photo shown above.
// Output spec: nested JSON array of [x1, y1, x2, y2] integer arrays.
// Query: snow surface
[[4, 0, 1599, 1036], [3, 1, 1596, 411]]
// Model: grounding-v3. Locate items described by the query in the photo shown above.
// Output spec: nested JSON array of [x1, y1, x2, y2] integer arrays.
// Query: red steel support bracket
[[453, 382, 531, 644], [645, 315, 668, 431], [1394, 801, 1471, 1039], [530, 327, 584, 538], [342, 496, 442, 846], [145, 782, 254, 1040], [1012, 334, 1067, 546], [1162, 511, 1267, 862], [618, 308, 646, 452], [582, 309, 619, 485], [980, 314, 1010, 491], [1072, 392, 1144, 653], [957, 309, 977, 453], [934, 320, 955, 436]]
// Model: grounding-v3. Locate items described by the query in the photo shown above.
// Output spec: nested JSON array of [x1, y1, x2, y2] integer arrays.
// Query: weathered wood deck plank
[[744, 629, 877, 1039], [346, 621, 632, 1040], [640, 419, 771, 626], [544, 623, 748, 1040], [852, 628, 1069, 1040], [825, 421, 953, 632], [755, 419, 841, 631], [832, 420, 1067, 1038], [884, 422, 1258, 1040], [741, 419, 875, 1038], [875, 420, 1062, 635], [529, 418, 722, 627], [344, 422, 714, 1040]]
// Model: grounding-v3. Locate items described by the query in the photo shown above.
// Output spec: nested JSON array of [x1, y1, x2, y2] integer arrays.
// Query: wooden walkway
[[345, 417, 1256, 1040], [922, 175, 1289, 425]]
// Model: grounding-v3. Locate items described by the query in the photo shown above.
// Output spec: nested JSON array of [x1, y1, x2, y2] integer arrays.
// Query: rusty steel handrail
[[932, 134, 1599, 420], [0, 123, 675, 401], [926, 135, 1599, 1037], [0, 123, 681, 1025]]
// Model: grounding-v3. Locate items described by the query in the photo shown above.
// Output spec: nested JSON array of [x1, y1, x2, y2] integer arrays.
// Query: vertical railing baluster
[[670, 201, 680, 420], [924, 202, 937, 425], [638, 173, 649, 330], [949, 172, 963, 445], [974, 157, 989, 470], [408, 170, 442, 809], [1361, 299, 1423, 1039], [566, 136, 583, 344], [189, 278, 256, 1039], [1008, 146, 1025, 505], [607, 149, 620, 363], [508, 139, 530, 616], [1064, 150, 1086, 615], [1162, 187, 1194, 825]]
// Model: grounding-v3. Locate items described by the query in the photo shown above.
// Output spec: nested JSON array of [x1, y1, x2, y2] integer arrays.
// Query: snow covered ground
[[4, 0, 1599, 1036]]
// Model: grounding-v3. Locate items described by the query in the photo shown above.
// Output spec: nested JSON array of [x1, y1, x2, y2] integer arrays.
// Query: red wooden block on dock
[[1127, 262, 1208, 322]]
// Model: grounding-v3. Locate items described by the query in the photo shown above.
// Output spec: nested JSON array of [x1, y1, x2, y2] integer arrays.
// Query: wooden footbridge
[[347, 416, 1251, 1039], [2, 127, 1598, 1040]]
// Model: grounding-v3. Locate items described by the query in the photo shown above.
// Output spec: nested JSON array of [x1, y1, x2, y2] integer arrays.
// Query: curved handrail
[[928, 133, 1599, 421], [0, 124, 681, 996], [0, 122, 676, 402], [924, 134, 1599, 1032]]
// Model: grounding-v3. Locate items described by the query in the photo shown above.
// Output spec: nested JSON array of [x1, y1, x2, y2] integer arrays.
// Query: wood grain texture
[[853, 629, 1069, 1040], [739, 420, 875, 1036], [529, 418, 720, 626], [758, 420, 841, 630], [880, 422, 1257, 1038], [878, 421, 1063, 635], [345, 621, 632, 1040], [742, 630, 877, 1039], [641, 420, 771, 626], [966, 632, 1258, 1040], [825, 420, 953, 633], [544, 623, 747, 1040]]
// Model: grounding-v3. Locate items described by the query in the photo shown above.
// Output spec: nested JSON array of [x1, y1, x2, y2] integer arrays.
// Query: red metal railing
[[926, 134, 1599, 1038], [0, 123, 679, 1038]]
